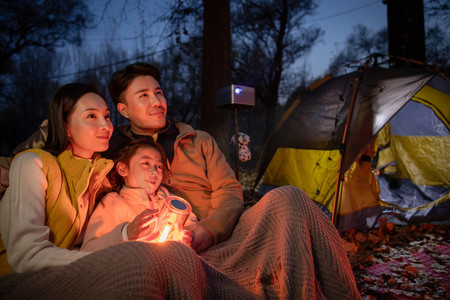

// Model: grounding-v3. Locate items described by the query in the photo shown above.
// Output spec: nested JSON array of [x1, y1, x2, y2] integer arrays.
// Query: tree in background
[[425, 26, 450, 69], [424, 0, 449, 69], [0, 0, 93, 155], [165, 0, 232, 158], [0, 0, 93, 72], [326, 25, 387, 74], [201, 0, 232, 159], [163, 0, 203, 128], [326, 0, 449, 74], [164, 0, 323, 166], [0, 47, 65, 155], [230, 0, 323, 141], [424, 0, 449, 31], [72, 42, 131, 126], [160, 39, 203, 128]]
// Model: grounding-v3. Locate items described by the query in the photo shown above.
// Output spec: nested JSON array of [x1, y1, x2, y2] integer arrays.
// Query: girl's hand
[[127, 209, 158, 240]]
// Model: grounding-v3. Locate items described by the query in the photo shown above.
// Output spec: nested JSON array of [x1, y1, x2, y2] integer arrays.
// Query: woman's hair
[[43, 82, 102, 156], [109, 138, 171, 191], [108, 62, 161, 106]]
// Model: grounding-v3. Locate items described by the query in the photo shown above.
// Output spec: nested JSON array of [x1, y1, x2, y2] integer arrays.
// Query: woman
[[0, 83, 114, 275]]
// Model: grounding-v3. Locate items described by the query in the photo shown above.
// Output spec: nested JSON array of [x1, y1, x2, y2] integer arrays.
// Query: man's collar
[[130, 119, 171, 137]]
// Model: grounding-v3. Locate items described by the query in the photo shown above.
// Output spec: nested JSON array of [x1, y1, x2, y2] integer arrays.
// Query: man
[[106, 62, 243, 252], [0, 62, 243, 253]]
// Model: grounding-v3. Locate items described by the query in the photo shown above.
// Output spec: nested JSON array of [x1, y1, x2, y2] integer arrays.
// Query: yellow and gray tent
[[254, 64, 449, 232]]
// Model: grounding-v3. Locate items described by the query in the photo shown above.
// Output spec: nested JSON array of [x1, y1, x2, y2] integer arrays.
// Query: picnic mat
[[362, 244, 450, 298], [0, 186, 360, 299]]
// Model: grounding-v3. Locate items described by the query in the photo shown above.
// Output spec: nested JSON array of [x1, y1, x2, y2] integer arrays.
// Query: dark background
[[0, 0, 448, 172]]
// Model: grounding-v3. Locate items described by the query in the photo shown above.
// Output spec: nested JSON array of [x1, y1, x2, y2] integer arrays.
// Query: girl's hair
[[43, 82, 103, 156], [108, 62, 161, 106], [109, 138, 171, 191]]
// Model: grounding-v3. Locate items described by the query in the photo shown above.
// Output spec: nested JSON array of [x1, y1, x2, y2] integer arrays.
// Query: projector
[[217, 84, 255, 108]]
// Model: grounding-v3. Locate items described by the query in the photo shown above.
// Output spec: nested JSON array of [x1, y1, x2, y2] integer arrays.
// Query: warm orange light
[[157, 213, 177, 242], [158, 225, 171, 242]]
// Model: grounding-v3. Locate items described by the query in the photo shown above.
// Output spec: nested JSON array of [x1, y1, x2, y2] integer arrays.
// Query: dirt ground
[[239, 171, 450, 299]]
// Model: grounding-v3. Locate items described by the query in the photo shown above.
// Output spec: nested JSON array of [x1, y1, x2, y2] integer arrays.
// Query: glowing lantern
[[155, 196, 192, 243]]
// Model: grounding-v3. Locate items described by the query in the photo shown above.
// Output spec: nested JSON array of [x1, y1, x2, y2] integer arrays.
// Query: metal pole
[[234, 106, 240, 180]]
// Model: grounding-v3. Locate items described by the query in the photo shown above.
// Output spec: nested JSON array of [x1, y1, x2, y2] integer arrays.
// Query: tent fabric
[[376, 124, 397, 174], [256, 66, 450, 231], [391, 98, 449, 137], [374, 97, 450, 224], [389, 135, 449, 186], [256, 67, 437, 185], [337, 139, 382, 231], [340, 68, 434, 174], [263, 148, 340, 212], [340, 139, 379, 216], [412, 85, 450, 129]]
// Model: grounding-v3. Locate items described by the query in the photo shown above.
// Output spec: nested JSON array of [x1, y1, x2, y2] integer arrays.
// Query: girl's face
[[66, 93, 113, 159], [118, 146, 164, 195]]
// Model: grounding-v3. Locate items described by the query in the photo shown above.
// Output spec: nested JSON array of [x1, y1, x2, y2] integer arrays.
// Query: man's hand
[[0, 166, 9, 194], [174, 230, 193, 247], [184, 224, 214, 253]]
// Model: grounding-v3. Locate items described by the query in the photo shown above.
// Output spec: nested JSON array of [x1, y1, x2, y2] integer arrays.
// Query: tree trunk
[[201, 0, 231, 160], [386, 0, 426, 66], [264, 0, 287, 141]]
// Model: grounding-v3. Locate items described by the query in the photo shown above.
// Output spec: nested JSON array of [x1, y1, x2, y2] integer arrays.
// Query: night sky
[[82, 0, 387, 78]]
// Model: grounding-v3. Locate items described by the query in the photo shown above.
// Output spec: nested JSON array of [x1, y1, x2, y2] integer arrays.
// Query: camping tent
[[254, 63, 450, 232]]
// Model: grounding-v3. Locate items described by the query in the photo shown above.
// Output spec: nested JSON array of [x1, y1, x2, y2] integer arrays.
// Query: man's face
[[117, 75, 167, 135]]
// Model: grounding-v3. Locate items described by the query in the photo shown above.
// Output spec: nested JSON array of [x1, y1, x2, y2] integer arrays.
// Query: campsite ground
[[239, 170, 450, 299]]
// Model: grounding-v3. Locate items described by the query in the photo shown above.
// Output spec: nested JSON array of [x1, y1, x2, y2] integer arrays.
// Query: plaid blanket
[[0, 186, 360, 299]]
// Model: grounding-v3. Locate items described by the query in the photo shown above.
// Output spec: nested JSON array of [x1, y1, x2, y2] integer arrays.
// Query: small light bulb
[[234, 87, 243, 95]]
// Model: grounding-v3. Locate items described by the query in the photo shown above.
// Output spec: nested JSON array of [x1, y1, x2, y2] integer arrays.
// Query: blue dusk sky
[[83, 0, 387, 78]]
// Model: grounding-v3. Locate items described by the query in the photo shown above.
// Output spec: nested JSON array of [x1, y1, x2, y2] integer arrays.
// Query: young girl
[[0, 83, 114, 275], [82, 139, 195, 251]]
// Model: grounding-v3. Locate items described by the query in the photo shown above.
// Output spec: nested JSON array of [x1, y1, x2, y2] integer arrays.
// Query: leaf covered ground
[[343, 220, 449, 299], [239, 170, 450, 299]]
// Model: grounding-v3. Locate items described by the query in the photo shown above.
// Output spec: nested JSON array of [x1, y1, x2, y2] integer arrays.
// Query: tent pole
[[331, 62, 369, 226]]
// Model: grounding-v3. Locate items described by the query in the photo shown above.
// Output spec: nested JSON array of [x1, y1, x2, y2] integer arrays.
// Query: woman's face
[[119, 146, 164, 195], [66, 93, 113, 158]]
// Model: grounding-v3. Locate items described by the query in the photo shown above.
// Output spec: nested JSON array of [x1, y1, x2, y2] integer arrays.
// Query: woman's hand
[[184, 224, 213, 253], [127, 209, 159, 240]]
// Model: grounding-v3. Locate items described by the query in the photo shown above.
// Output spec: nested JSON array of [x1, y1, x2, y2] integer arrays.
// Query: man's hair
[[44, 82, 102, 156], [108, 138, 171, 191], [108, 62, 161, 106]]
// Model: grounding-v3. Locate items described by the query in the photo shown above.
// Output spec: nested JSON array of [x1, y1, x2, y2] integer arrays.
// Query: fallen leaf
[[343, 240, 358, 253], [422, 223, 434, 232], [386, 222, 394, 231], [404, 266, 419, 276]]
